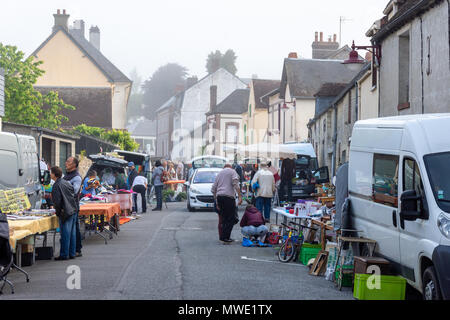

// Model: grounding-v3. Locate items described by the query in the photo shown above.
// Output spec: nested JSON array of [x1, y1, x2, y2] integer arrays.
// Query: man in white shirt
[[132, 173, 148, 213], [251, 162, 276, 223]]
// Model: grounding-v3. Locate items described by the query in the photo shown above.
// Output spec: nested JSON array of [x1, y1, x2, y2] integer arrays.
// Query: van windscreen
[[424, 152, 450, 213]]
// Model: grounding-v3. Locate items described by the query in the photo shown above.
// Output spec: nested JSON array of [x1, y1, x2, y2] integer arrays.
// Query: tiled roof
[[280, 58, 363, 99], [252, 79, 281, 109], [372, 0, 443, 42], [32, 26, 131, 83], [207, 88, 250, 115]]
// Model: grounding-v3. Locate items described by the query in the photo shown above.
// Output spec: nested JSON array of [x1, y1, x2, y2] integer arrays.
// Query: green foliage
[[103, 129, 139, 152], [0, 43, 74, 130], [163, 189, 175, 202], [206, 49, 237, 75], [175, 192, 187, 202], [70, 124, 139, 152]]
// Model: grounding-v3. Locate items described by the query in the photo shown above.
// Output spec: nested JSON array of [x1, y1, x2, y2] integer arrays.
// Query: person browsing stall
[[81, 170, 99, 197], [64, 157, 83, 257], [240, 205, 269, 244], [252, 162, 276, 223], [211, 164, 243, 243], [132, 173, 148, 213], [51, 166, 78, 261]]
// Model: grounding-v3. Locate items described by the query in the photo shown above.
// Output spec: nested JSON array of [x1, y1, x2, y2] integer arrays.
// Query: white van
[[348, 114, 450, 300], [0, 132, 49, 209]]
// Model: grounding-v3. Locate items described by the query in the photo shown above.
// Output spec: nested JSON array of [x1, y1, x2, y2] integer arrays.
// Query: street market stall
[[79, 202, 121, 244]]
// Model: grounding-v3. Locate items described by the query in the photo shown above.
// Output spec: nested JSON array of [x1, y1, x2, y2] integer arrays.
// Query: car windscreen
[[193, 158, 226, 169], [424, 152, 450, 213], [193, 171, 219, 184]]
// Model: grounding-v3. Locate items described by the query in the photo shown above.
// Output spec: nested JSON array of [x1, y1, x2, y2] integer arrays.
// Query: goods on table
[[0, 188, 31, 214], [353, 274, 406, 300]]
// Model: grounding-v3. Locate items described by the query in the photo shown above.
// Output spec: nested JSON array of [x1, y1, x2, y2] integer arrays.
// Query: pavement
[[1, 202, 354, 300]]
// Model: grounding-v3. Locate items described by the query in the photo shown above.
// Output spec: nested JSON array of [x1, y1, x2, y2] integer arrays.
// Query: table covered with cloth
[[8, 215, 59, 250], [79, 203, 121, 221], [104, 193, 132, 211]]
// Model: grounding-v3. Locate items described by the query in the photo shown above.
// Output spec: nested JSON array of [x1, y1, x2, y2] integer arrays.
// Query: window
[[403, 158, 427, 218], [226, 124, 238, 144], [398, 30, 411, 110], [373, 154, 399, 207], [372, 63, 378, 88], [249, 104, 252, 117], [290, 116, 294, 137], [244, 124, 247, 145]]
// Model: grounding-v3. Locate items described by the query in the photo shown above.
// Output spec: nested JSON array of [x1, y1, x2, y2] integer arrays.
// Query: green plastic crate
[[299, 243, 322, 265], [335, 265, 354, 287], [353, 273, 406, 300]]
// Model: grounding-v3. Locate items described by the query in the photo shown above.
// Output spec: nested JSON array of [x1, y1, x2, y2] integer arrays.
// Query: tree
[[142, 63, 188, 120], [127, 68, 144, 123], [0, 43, 74, 130], [70, 124, 139, 152], [206, 49, 238, 75]]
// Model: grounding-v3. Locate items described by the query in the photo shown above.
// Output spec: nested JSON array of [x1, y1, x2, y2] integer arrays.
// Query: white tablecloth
[[273, 207, 322, 220]]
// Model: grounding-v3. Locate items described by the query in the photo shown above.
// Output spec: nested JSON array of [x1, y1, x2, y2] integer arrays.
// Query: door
[[370, 153, 401, 264], [398, 153, 430, 283]]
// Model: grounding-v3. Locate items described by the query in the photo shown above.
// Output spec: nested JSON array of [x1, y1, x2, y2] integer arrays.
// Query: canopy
[[281, 143, 317, 158], [238, 143, 297, 159]]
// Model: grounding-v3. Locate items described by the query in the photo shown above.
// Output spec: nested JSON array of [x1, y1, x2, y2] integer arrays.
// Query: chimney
[[210, 85, 217, 112], [312, 30, 340, 59], [185, 76, 198, 88], [333, 34, 337, 43], [72, 20, 85, 38], [174, 84, 185, 94], [288, 52, 298, 59], [315, 32, 318, 42], [89, 26, 101, 51], [53, 9, 70, 32]]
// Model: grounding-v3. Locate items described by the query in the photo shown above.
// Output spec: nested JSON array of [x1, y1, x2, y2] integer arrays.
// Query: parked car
[[348, 114, 450, 300], [85, 154, 129, 188], [0, 132, 50, 209], [281, 143, 329, 199], [190, 155, 227, 169], [185, 168, 221, 212]]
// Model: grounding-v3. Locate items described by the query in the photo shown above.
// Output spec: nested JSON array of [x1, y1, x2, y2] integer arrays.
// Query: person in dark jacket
[[64, 157, 83, 257], [151, 160, 164, 211], [51, 166, 78, 261], [240, 205, 268, 242], [279, 158, 296, 202], [127, 162, 138, 190]]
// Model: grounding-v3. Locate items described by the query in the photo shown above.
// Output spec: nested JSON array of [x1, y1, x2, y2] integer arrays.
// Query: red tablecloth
[[79, 203, 121, 221]]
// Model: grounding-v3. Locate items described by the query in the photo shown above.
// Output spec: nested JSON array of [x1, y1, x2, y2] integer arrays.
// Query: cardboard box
[[21, 244, 34, 253]]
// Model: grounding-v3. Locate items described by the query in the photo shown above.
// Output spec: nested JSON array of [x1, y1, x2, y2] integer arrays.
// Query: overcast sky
[[1, 0, 387, 82]]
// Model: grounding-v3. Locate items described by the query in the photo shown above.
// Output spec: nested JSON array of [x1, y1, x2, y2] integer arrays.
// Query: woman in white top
[[132, 173, 148, 213]]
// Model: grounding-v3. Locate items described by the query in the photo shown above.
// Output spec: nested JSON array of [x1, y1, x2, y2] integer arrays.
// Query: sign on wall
[[0, 68, 4, 117]]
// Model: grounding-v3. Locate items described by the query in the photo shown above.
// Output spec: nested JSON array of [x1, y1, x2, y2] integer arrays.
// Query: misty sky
[[1, 0, 387, 83]]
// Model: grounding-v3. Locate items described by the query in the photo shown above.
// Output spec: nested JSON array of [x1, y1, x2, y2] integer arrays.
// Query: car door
[[398, 153, 431, 283]]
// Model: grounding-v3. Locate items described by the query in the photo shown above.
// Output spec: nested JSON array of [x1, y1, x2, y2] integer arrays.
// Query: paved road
[[1, 202, 353, 300]]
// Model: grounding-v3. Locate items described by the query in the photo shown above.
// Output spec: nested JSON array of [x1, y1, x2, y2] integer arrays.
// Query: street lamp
[[343, 41, 382, 70]]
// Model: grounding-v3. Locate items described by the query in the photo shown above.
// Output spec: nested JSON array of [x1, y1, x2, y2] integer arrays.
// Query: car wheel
[[187, 199, 195, 212], [422, 266, 442, 300]]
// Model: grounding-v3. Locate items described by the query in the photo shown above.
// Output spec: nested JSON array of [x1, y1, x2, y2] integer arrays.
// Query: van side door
[[398, 154, 431, 283]]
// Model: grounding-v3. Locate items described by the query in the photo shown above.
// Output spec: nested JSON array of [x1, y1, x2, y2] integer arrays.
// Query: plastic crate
[[353, 273, 406, 300], [299, 243, 322, 265], [335, 265, 354, 287]]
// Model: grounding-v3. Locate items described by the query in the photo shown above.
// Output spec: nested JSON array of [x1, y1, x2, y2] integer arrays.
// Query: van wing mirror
[[313, 167, 329, 184], [400, 190, 421, 221], [41, 170, 51, 185]]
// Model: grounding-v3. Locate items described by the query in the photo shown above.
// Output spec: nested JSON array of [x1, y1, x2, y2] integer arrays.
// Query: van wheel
[[422, 266, 442, 300], [359, 243, 370, 257]]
